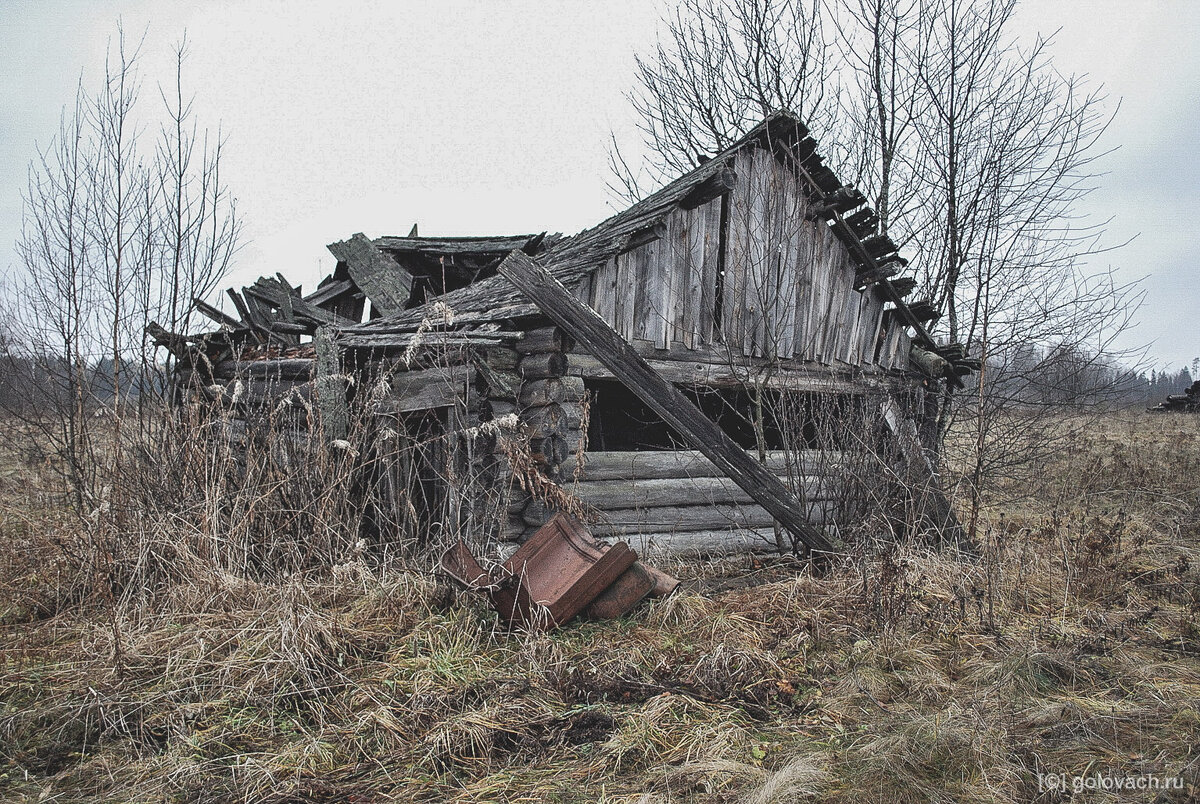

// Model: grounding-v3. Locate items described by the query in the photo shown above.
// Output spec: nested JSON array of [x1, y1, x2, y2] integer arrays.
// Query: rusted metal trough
[[439, 513, 678, 629]]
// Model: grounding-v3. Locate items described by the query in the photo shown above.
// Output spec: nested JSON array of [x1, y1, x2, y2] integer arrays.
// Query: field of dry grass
[[0, 410, 1197, 803]]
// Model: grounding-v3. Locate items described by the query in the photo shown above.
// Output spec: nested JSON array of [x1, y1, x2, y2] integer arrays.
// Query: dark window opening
[[583, 378, 866, 452], [400, 253, 504, 308]]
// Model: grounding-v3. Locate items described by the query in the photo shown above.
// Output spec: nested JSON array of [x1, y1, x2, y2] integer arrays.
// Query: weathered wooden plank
[[859, 290, 885, 366], [723, 150, 752, 354], [878, 317, 900, 369], [793, 221, 816, 360], [613, 251, 634, 341], [774, 161, 801, 358], [327, 233, 413, 315], [377, 365, 471, 413], [632, 241, 654, 342], [576, 449, 841, 480], [893, 329, 912, 371], [192, 297, 243, 329], [566, 351, 884, 395], [593, 255, 618, 329], [572, 274, 592, 307], [749, 147, 781, 359], [808, 225, 836, 361], [699, 195, 723, 346], [211, 358, 315, 381], [497, 251, 836, 555], [567, 475, 834, 509], [660, 210, 682, 350], [631, 528, 789, 556], [680, 200, 709, 349], [303, 278, 355, 307]]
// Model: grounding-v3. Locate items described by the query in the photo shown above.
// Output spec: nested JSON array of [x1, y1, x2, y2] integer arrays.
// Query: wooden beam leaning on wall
[[327, 233, 413, 315], [497, 250, 837, 558], [879, 397, 968, 548]]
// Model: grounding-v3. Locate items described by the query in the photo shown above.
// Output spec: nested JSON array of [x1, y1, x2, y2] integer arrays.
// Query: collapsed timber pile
[[151, 112, 976, 559], [1148, 379, 1200, 413]]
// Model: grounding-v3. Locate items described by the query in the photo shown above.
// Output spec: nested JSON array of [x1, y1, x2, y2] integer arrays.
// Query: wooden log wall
[[575, 145, 911, 373], [500, 326, 585, 542], [177, 357, 316, 415], [523, 449, 843, 556]]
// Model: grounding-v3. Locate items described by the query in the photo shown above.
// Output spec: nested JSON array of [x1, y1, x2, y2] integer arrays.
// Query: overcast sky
[[2, 1, 1196, 369]]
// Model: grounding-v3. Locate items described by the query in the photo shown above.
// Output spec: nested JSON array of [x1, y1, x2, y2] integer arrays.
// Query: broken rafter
[[192, 297, 243, 329], [327, 232, 413, 315], [497, 250, 837, 557]]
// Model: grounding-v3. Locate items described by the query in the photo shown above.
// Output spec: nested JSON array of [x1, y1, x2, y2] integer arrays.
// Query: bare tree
[[2, 27, 241, 511], [610, 0, 835, 202], [612, 0, 1141, 533]]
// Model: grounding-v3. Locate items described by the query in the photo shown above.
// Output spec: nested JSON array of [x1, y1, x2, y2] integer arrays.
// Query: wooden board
[[575, 449, 841, 481], [566, 475, 834, 509], [498, 250, 836, 555], [326, 233, 412, 315], [722, 150, 752, 354]]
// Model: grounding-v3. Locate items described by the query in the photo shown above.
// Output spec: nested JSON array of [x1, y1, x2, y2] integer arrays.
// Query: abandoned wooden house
[[156, 112, 975, 557]]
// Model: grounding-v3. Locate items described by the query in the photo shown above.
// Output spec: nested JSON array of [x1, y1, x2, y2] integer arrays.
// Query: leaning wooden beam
[[497, 250, 837, 556], [327, 232, 413, 315], [880, 398, 967, 547], [192, 297, 243, 329]]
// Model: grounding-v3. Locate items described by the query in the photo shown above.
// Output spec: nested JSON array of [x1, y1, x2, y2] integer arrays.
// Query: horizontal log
[[515, 327, 575, 354], [530, 434, 567, 467], [629, 528, 791, 556], [909, 346, 950, 379], [518, 378, 564, 407], [210, 358, 315, 381], [567, 351, 895, 391], [679, 167, 736, 210], [375, 365, 471, 413], [517, 376, 583, 407], [564, 475, 834, 509], [180, 372, 313, 409], [523, 403, 566, 432], [586, 503, 783, 535], [518, 352, 567, 379], [577, 449, 844, 481], [484, 347, 520, 372]]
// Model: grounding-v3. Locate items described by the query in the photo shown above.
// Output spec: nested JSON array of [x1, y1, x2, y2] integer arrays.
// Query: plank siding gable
[[497, 250, 836, 556]]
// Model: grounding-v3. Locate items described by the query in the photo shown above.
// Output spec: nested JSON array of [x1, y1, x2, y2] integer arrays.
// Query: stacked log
[[476, 345, 527, 542], [1148, 380, 1200, 413], [497, 327, 581, 542], [516, 327, 578, 481], [526, 449, 843, 556]]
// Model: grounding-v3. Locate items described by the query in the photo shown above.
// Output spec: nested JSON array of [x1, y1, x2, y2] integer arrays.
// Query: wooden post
[[498, 250, 836, 556], [314, 327, 348, 440]]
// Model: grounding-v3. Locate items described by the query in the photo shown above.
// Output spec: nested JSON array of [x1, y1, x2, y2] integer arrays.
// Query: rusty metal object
[[493, 514, 636, 628], [643, 563, 681, 597], [582, 562, 654, 619], [439, 539, 495, 591], [437, 514, 678, 629]]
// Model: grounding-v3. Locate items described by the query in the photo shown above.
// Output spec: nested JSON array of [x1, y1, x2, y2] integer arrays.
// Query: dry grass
[[1, 410, 1197, 802]]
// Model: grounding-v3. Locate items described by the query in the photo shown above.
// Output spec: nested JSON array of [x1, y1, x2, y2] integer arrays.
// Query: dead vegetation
[[1, 409, 1197, 803]]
